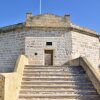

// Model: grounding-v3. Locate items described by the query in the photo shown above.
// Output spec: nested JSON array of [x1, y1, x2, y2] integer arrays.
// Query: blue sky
[[0, 0, 100, 33]]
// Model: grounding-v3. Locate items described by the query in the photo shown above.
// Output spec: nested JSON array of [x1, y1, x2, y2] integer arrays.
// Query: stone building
[[0, 13, 99, 72], [0, 13, 100, 100]]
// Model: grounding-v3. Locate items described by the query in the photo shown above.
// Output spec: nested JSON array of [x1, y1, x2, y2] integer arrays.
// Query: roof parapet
[[26, 12, 33, 19], [0, 13, 99, 37], [64, 14, 70, 27], [26, 12, 33, 26], [71, 23, 98, 35]]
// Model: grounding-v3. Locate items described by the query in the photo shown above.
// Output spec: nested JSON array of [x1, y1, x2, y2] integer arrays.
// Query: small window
[[46, 42, 52, 46], [35, 53, 38, 56]]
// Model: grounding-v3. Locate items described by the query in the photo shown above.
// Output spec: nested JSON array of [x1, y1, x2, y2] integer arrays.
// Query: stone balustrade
[[68, 57, 100, 94], [0, 55, 28, 100]]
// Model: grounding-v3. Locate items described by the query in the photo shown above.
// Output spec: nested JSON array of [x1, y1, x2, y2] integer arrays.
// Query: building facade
[[0, 13, 99, 72]]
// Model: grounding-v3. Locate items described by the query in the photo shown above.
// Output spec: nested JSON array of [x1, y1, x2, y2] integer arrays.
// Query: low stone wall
[[0, 75, 4, 100], [0, 54, 28, 100], [80, 57, 100, 94], [68, 57, 100, 94]]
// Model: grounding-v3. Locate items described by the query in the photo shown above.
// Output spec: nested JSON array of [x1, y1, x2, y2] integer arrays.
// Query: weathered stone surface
[[0, 13, 99, 72], [71, 31, 99, 67], [26, 13, 69, 27], [25, 35, 71, 65]]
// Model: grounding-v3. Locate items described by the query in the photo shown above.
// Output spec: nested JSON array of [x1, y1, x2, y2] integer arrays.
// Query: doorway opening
[[45, 50, 53, 66]]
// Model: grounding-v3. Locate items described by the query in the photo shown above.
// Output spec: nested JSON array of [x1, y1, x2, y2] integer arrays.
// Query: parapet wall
[[26, 13, 70, 27]]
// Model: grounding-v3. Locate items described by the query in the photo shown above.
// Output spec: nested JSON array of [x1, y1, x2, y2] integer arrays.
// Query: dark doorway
[[45, 50, 53, 65]]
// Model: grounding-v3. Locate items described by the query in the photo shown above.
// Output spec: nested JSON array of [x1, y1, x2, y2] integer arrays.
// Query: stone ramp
[[18, 65, 100, 100]]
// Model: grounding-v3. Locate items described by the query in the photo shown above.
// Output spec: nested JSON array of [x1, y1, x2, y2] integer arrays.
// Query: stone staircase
[[18, 65, 100, 100]]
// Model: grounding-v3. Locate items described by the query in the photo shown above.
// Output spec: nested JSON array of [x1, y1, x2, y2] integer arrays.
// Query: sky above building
[[0, 0, 100, 33]]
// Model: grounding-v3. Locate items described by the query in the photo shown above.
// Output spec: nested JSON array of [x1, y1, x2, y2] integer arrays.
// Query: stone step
[[22, 80, 92, 85], [25, 65, 82, 68], [21, 85, 94, 90], [18, 97, 100, 100], [19, 91, 98, 95], [21, 84, 93, 88], [21, 81, 92, 85], [25, 65, 69, 68], [23, 71, 85, 74], [22, 75, 88, 79], [18, 65, 100, 100], [23, 73, 85, 77], [19, 94, 100, 99], [24, 66, 84, 70], [24, 66, 67, 69], [22, 77, 90, 82], [24, 69, 85, 73], [22, 79, 90, 83], [24, 69, 84, 72], [20, 86, 96, 92], [20, 90, 97, 94]]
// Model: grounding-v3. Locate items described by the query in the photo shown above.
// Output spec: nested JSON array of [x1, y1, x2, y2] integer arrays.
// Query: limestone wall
[[24, 29, 71, 66], [25, 31, 72, 65], [0, 27, 99, 72], [71, 31, 99, 67], [0, 29, 71, 72], [0, 32, 24, 72]]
